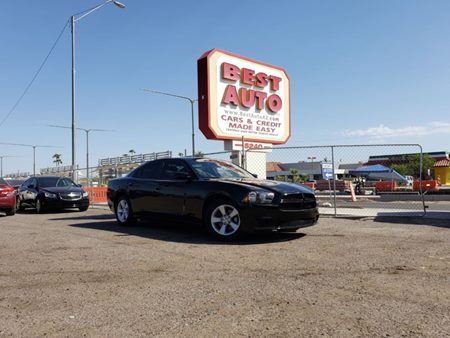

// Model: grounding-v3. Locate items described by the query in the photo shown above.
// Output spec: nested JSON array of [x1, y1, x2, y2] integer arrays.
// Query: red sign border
[[197, 48, 291, 144]]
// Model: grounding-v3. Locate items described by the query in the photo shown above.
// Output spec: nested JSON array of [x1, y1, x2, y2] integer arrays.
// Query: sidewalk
[[319, 207, 450, 220]]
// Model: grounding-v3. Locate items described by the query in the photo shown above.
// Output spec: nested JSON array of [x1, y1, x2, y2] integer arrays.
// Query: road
[[0, 209, 449, 337]]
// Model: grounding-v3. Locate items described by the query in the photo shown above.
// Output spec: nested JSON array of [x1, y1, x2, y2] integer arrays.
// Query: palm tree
[[52, 153, 62, 167]]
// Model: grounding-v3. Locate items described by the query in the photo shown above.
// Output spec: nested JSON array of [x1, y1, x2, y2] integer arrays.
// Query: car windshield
[[190, 159, 254, 179], [38, 177, 76, 188]]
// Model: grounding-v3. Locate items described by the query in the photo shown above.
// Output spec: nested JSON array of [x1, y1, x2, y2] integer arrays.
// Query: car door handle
[[128, 182, 134, 187], [155, 187, 161, 191]]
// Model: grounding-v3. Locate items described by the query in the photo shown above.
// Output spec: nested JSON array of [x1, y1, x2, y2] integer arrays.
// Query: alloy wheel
[[116, 199, 129, 223], [210, 204, 241, 236]]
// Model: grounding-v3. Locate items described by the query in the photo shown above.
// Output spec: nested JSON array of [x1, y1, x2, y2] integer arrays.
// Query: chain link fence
[[204, 144, 434, 218], [38, 144, 447, 218]]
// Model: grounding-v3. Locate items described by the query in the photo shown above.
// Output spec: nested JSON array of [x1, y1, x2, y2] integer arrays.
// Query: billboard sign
[[197, 49, 290, 144]]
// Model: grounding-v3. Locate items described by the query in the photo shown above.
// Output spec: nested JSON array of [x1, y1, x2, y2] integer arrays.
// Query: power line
[[0, 19, 70, 129]]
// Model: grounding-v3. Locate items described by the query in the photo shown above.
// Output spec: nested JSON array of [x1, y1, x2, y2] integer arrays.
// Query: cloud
[[342, 122, 450, 139]]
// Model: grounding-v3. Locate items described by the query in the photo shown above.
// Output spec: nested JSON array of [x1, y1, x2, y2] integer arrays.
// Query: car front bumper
[[240, 204, 319, 232], [41, 197, 90, 210]]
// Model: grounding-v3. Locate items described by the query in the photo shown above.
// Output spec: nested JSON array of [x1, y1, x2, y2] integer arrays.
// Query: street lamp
[[0, 142, 61, 176], [47, 124, 115, 186], [141, 88, 198, 156], [71, 0, 125, 181]]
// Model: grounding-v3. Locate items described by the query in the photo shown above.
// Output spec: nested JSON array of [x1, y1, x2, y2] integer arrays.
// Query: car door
[[127, 160, 163, 215], [154, 159, 191, 216]]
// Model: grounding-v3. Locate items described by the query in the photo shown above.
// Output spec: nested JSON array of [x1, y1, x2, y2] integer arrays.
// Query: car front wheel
[[35, 198, 44, 214], [205, 199, 242, 240], [115, 197, 135, 226]]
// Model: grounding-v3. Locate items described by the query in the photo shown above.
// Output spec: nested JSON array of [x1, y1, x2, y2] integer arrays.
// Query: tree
[[195, 151, 204, 157], [52, 153, 62, 167], [391, 154, 434, 179], [123, 149, 136, 157]]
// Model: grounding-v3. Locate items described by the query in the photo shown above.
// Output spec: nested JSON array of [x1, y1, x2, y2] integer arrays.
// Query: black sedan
[[107, 157, 318, 239], [17, 176, 89, 213]]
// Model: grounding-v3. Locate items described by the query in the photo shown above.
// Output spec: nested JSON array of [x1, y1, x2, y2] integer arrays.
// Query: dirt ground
[[0, 209, 449, 337]]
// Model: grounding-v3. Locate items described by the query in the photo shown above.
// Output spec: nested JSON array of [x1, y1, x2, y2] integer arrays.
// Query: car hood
[[41, 186, 85, 194], [210, 178, 314, 194]]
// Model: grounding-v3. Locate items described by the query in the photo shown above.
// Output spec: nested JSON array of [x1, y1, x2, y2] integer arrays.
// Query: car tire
[[79, 206, 89, 212], [204, 198, 242, 240], [16, 198, 24, 212], [5, 208, 15, 216], [115, 196, 135, 226], [35, 198, 44, 214]]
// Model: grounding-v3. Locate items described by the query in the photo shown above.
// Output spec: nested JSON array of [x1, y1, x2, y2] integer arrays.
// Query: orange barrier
[[375, 181, 398, 192], [84, 187, 108, 204], [413, 180, 440, 191], [302, 182, 316, 190]]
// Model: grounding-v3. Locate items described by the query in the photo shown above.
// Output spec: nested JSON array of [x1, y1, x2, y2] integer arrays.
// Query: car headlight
[[82, 191, 89, 198], [244, 191, 275, 204], [44, 192, 57, 199]]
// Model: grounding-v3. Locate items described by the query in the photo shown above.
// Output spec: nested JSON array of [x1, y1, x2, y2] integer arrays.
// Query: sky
[[1, 0, 450, 175]]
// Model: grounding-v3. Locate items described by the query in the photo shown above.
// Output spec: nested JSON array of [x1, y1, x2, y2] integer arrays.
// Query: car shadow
[[373, 215, 450, 229], [63, 216, 306, 245]]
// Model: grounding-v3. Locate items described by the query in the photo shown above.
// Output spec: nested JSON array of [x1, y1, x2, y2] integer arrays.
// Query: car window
[[190, 159, 253, 179], [160, 160, 190, 180], [21, 178, 31, 187], [133, 161, 163, 179], [0, 178, 7, 185], [37, 177, 59, 188], [56, 178, 76, 187]]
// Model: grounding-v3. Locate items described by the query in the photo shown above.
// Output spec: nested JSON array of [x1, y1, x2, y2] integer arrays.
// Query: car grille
[[280, 193, 316, 211], [59, 192, 82, 201]]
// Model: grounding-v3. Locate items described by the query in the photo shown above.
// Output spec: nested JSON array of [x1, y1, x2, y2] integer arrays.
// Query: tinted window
[[190, 159, 253, 179], [160, 160, 190, 180], [37, 177, 59, 188], [21, 178, 31, 187], [0, 178, 8, 185], [133, 161, 162, 179], [56, 178, 76, 187]]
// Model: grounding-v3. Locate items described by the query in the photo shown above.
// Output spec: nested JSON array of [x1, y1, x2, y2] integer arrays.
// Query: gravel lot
[[0, 209, 449, 337]]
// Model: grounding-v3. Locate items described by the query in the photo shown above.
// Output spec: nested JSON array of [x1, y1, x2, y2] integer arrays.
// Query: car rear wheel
[[115, 197, 135, 226], [16, 198, 24, 212], [205, 199, 242, 240], [79, 206, 89, 212]]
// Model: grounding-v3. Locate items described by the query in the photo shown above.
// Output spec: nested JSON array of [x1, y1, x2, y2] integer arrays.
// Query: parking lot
[[0, 209, 449, 337]]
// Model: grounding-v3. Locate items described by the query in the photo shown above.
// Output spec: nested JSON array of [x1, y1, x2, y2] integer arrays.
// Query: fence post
[[419, 145, 427, 216], [331, 146, 337, 217]]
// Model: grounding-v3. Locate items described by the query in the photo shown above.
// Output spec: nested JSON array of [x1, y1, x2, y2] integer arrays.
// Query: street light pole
[[141, 88, 198, 156], [71, 15, 76, 182], [47, 125, 115, 186], [0, 143, 60, 176], [70, 0, 125, 182]]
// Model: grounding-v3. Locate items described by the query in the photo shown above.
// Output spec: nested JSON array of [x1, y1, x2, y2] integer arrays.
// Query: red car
[[0, 178, 16, 216]]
